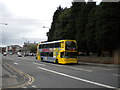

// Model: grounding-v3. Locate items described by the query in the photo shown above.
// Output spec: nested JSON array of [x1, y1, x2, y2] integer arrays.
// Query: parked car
[[10, 52, 13, 55], [23, 52, 28, 57], [17, 52, 22, 57], [28, 53, 35, 56], [3, 52, 7, 56]]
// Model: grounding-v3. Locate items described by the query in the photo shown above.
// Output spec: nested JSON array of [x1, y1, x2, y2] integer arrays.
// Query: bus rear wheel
[[41, 57, 44, 62]]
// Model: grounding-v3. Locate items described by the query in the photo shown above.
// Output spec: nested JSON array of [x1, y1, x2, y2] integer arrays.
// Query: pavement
[[2, 63, 26, 89], [0, 53, 25, 89], [2, 65, 19, 88], [78, 62, 120, 68]]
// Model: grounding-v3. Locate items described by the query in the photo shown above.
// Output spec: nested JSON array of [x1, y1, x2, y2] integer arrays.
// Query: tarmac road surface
[[2, 54, 119, 89]]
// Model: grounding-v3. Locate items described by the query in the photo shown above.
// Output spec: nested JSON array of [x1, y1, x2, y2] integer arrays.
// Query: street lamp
[[43, 26, 49, 29]]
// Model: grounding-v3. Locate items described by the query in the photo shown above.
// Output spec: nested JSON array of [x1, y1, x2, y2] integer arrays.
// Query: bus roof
[[39, 40, 76, 45], [40, 40, 61, 45]]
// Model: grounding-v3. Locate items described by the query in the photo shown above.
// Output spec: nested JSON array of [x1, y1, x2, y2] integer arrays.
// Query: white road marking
[[46, 63, 64, 67], [33, 62, 46, 66], [113, 74, 120, 77], [44, 63, 92, 72], [14, 62, 18, 65], [31, 85, 37, 88], [92, 67, 112, 71], [69, 67, 92, 72], [37, 67, 117, 89], [19, 57, 32, 61]]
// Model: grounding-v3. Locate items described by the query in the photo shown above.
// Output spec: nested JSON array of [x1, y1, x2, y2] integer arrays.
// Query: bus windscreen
[[65, 41, 76, 51]]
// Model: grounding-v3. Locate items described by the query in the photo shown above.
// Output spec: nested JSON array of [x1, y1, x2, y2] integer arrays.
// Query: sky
[[0, 0, 74, 47], [0, 0, 113, 47]]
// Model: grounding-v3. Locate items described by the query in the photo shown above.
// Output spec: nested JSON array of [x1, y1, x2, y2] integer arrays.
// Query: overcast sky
[[0, 0, 74, 47]]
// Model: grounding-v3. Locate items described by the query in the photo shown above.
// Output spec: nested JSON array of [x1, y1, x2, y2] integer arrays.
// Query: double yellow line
[[3, 63, 34, 88]]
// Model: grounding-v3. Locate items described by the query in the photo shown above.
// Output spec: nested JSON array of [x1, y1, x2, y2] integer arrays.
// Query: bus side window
[[49, 52, 53, 57], [50, 44, 52, 48], [46, 44, 50, 48], [50, 43, 54, 48], [55, 43, 60, 48], [42, 44, 46, 48]]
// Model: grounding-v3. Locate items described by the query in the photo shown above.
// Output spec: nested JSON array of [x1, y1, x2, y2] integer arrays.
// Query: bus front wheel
[[55, 59, 58, 64]]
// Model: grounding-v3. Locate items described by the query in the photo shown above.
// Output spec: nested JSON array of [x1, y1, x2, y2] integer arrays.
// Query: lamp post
[[0, 22, 7, 43], [0, 23, 7, 54], [22, 37, 28, 56]]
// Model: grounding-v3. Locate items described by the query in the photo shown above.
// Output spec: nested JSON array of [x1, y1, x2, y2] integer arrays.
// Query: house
[[6, 45, 22, 54]]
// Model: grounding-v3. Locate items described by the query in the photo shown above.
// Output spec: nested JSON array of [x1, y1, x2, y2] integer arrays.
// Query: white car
[[17, 52, 22, 57], [3, 52, 7, 56]]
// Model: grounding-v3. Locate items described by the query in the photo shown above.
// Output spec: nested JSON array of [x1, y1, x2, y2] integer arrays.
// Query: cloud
[[0, 1, 50, 46], [0, 2, 12, 19], [1, 19, 49, 46], [0, 0, 73, 47]]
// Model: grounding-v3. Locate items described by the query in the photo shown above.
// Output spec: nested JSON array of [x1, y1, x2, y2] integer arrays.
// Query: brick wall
[[113, 49, 120, 64], [78, 49, 120, 64], [78, 56, 114, 64]]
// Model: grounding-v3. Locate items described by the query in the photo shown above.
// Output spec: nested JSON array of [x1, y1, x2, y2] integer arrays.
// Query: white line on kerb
[[37, 67, 117, 89]]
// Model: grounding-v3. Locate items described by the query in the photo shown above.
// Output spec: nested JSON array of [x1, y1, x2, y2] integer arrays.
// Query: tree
[[47, 5, 63, 41], [28, 45, 37, 53], [47, 2, 120, 57], [73, 2, 96, 54], [85, 7, 97, 53], [95, 2, 120, 56]]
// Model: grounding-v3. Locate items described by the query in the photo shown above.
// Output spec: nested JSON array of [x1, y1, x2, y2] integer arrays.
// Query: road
[[2, 54, 119, 89]]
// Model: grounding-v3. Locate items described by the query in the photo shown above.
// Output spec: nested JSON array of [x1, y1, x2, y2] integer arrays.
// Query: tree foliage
[[47, 2, 120, 56], [28, 45, 37, 53]]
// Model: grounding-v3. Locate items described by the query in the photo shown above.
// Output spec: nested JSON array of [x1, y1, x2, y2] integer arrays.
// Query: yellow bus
[[36, 40, 78, 64]]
